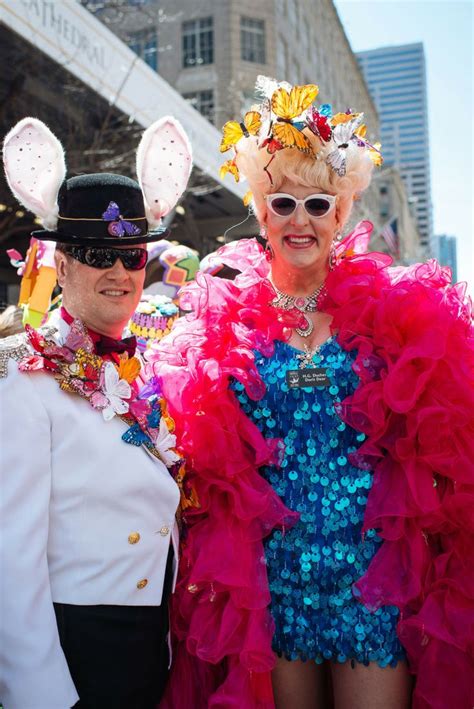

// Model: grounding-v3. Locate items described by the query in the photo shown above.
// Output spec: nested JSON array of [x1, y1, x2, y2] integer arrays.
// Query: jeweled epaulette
[[0, 331, 30, 378], [0, 326, 57, 378]]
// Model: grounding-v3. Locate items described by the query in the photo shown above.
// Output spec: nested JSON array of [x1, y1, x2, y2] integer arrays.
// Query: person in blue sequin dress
[[225, 79, 413, 708], [233, 338, 404, 672]]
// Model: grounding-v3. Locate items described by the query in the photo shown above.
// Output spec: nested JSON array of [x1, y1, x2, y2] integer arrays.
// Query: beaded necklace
[[269, 279, 327, 337]]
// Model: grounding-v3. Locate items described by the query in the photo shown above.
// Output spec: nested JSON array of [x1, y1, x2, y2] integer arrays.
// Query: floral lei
[[18, 319, 198, 513]]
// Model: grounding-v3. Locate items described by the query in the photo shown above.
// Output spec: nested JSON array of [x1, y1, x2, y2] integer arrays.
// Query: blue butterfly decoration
[[102, 201, 142, 237], [319, 104, 332, 117], [122, 398, 162, 450]]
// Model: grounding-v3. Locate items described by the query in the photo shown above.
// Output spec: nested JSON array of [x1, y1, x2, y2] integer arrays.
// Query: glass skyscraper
[[435, 234, 458, 283], [357, 43, 433, 255]]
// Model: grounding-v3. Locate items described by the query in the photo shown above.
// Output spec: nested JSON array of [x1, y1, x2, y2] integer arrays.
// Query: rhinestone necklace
[[269, 279, 327, 337]]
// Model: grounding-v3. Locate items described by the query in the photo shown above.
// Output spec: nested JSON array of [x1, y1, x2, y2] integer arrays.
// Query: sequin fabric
[[232, 338, 405, 667]]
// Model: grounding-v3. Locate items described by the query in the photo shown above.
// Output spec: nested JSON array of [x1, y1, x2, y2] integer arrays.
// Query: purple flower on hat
[[102, 201, 141, 237]]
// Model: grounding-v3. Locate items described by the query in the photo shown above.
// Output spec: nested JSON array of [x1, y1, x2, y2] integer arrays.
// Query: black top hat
[[32, 173, 169, 245]]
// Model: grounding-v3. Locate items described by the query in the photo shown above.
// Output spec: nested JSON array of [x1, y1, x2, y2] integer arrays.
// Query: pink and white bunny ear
[[3, 117, 66, 230], [136, 116, 192, 229]]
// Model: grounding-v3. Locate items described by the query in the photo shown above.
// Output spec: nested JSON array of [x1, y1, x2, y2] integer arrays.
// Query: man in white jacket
[[0, 116, 192, 709]]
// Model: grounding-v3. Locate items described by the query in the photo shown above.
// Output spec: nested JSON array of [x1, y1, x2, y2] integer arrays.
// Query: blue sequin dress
[[232, 338, 405, 668]]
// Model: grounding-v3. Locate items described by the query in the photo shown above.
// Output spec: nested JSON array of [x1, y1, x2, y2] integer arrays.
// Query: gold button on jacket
[[136, 579, 148, 589], [128, 532, 140, 545]]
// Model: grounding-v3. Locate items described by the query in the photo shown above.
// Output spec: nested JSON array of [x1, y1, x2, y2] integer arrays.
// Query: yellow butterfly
[[369, 142, 383, 167], [243, 190, 253, 206], [271, 84, 319, 119], [220, 111, 262, 153], [271, 84, 319, 154], [219, 159, 240, 182]]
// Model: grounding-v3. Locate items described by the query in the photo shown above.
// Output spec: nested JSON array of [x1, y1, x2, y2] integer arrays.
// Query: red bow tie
[[94, 334, 137, 357]]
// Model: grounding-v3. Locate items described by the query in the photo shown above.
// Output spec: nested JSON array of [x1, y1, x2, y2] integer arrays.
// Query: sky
[[334, 0, 473, 289]]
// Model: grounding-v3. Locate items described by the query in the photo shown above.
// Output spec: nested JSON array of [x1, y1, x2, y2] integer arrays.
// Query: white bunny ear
[[3, 117, 66, 230], [136, 116, 192, 228]]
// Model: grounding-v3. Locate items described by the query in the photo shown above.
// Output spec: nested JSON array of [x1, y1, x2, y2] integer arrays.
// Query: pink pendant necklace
[[269, 278, 327, 337]]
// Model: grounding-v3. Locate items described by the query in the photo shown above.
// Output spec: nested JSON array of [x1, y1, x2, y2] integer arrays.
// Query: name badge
[[286, 368, 330, 388]]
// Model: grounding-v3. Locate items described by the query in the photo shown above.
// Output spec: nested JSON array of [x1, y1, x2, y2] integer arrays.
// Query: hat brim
[[31, 226, 170, 245]]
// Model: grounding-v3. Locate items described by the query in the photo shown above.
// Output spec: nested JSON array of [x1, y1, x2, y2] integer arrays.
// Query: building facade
[[357, 43, 433, 256], [86, 0, 384, 237], [371, 167, 420, 264]]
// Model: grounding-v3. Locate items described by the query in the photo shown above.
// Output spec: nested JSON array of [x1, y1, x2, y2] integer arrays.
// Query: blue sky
[[334, 0, 473, 289]]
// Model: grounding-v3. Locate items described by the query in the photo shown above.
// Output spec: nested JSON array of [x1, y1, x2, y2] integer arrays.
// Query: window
[[128, 28, 157, 71], [183, 90, 215, 123], [182, 17, 214, 67], [241, 17, 266, 64]]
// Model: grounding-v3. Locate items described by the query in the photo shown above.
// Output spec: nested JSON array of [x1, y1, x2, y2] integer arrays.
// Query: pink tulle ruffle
[[324, 229, 474, 708]]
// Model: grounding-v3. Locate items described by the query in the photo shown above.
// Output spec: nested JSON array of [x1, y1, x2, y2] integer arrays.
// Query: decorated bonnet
[[219, 75, 382, 201], [3, 116, 193, 245]]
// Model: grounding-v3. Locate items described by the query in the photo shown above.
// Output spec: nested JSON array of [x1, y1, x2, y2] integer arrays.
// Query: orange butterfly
[[270, 84, 319, 154], [220, 111, 262, 152], [330, 112, 359, 126]]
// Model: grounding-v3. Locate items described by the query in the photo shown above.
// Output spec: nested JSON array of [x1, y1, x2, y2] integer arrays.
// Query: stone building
[[85, 0, 385, 237], [372, 167, 421, 264]]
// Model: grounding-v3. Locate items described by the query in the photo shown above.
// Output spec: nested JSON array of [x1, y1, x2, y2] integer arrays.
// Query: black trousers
[[53, 552, 173, 709]]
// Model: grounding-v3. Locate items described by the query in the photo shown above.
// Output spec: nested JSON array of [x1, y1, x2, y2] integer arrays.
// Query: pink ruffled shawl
[[145, 222, 474, 709]]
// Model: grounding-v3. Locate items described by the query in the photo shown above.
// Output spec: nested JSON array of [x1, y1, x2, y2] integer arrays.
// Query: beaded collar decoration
[[219, 75, 382, 193], [269, 280, 327, 337], [11, 321, 197, 511]]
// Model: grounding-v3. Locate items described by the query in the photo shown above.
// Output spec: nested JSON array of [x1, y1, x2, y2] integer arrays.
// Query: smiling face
[[264, 178, 339, 276], [55, 245, 146, 338]]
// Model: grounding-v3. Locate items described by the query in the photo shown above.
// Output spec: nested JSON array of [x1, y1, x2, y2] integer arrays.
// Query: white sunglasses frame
[[264, 192, 337, 219]]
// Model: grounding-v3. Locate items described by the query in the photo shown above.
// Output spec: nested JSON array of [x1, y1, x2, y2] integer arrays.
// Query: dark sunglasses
[[66, 246, 148, 271], [265, 192, 336, 218]]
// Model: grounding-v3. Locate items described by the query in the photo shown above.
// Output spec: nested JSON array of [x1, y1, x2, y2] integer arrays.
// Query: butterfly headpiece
[[219, 75, 382, 191]]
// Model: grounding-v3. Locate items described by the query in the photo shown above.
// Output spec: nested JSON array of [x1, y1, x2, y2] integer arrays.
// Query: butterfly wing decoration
[[107, 217, 142, 237], [243, 190, 253, 207], [307, 107, 332, 142], [122, 220, 142, 236], [326, 148, 347, 176], [102, 201, 141, 237], [271, 84, 319, 119], [258, 97, 273, 144], [100, 361, 131, 420], [220, 110, 262, 152], [102, 201, 120, 221], [330, 112, 358, 126], [326, 115, 365, 177], [261, 136, 283, 154], [219, 159, 240, 182], [368, 142, 383, 166], [154, 417, 180, 467], [271, 84, 319, 154], [272, 122, 313, 153], [122, 422, 149, 447], [107, 220, 126, 237]]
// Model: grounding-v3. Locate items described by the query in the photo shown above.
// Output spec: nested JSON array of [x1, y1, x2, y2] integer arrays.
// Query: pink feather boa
[[145, 222, 474, 709]]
